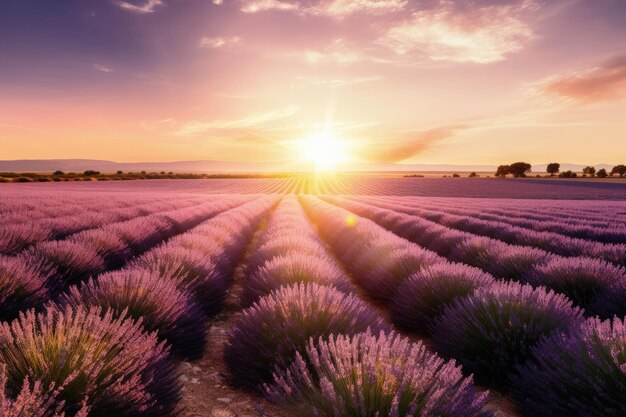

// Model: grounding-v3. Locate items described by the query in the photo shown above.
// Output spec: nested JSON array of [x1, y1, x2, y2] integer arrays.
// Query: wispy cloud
[[359, 124, 470, 162], [292, 75, 382, 88], [199, 36, 242, 49], [93, 64, 114, 73], [0, 123, 38, 131], [311, 0, 407, 19], [112, 0, 163, 14], [299, 38, 374, 66], [175, 106, 299, 136], [379, 1, 536, 63], [240, 0, 300, 13], [535, 54, 626, 104], [240, 0, 406, 18]]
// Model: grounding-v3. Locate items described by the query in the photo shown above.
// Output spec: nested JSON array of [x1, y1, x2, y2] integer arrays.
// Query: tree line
[[495, 162, 626, 178]]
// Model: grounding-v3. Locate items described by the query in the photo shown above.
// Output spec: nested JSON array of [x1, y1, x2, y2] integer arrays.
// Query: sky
[[1, 0, 625, 167]]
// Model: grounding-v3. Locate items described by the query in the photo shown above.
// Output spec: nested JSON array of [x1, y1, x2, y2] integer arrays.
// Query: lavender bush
[[513, 317, 626, 417], [70, 229, 131, 268], [131, 245, 226, 316], [268, 331, 492, 417], [242, 254, 353, 306], [0, 364, 89, 417], [0, 256, 50, 320], [432, 281, 584, 386], [527, 256, 626, 318], [224, 283, 389, 389], [59, 268, 207, 359], [0, 224, 52, 256], [390, 263, 495, 334], [0, 306, 179, 417], [352, 246, 440, 301], [23, 241, 105, 290], [249, 236, 327, 271]]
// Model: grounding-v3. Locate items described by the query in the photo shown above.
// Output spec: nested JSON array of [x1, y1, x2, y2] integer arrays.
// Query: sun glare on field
[[300, 130, 349, 172]]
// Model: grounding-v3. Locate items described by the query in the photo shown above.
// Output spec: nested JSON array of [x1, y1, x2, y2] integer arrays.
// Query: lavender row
[[301, 196, 624, 416], [0, 197, 277, 416], [60, 195, 277, 358], [375, 196, 626, 243], [376, 195, 626, 244], [326, 196, 626, 319], [350, 196, 626, 266], [0, 196, 249, 321], [0, 191, 200, 227], [225, 197, 367, 387], [225, 197, 490, 417], [396, 195, 626, 225], [245, 196, 354, 305], [0, 195, 212, 255]]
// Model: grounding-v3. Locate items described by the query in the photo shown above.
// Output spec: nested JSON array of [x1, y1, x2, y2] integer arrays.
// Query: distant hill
[[0, 159, 617, 173]]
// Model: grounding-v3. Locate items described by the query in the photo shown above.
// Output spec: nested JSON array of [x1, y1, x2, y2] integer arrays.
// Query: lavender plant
[[131, 245, 226, 316], [268, 331, 492, 417], [0, 256, 50, 321], [224, 283, 389, 389], [242, 254, 353, 306], [23, 241, 105, 290], [59, 268, 207, 359], [0, 364, 89, 417], [527, 256, 626, 318], [432, 281, 584, 386], [0, 306, 179, 417], [513, 317, 626, 417], [390, 262, 495, 334]]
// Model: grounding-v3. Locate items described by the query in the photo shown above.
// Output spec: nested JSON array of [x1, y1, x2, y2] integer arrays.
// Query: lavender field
[[1, 177, 625, 417]]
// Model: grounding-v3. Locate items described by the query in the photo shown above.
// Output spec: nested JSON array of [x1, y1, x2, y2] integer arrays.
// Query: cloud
[[240, 0, 300, 13], [112, 0, 163, 13], [292, 75, 382, 88], [240, 0, 406, 17], [175, 106, 299, 135], [311, 0, 407, 19], [359, 124, 469, 162], [537, 55, 626, 103], [93, 64, 114, 73], [379, 1, 535, 63], [299, 39, 372, 66], [199, 36, 242, 48]]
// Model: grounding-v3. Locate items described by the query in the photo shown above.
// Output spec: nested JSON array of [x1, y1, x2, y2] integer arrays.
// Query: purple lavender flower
[[22, 241, 105, 290], [0, 256, 50, 321], [390, 262, 495, 334], [242, 254, 353, 306], [1, 364, 89, 417], [59, 268, 207, 359], [527, 256, 626, 318], [0, 305, 179, 416], [513, 317, 626, 417], [131, 245, 226, 316], [267, 331, 492, 417], [432, 281, 584, 386], [224, 283, 389, 390]]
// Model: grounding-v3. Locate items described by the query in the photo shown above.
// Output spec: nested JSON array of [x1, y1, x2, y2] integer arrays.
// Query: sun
[[300, 131, 348, 172]]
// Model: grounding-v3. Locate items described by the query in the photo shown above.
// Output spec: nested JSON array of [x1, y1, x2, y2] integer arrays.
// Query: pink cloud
[[359, 124, 470, 162], [379, 1, 536, 63], [112, 0, 163, 14], [311, 0, 407, 19], [540, 55, 626, 103], [240, 0, 300, 13], [199, 36, 242, 49]]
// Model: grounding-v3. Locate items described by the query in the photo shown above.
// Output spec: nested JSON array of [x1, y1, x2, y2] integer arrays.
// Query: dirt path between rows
[[177, 206, 290, 417]]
